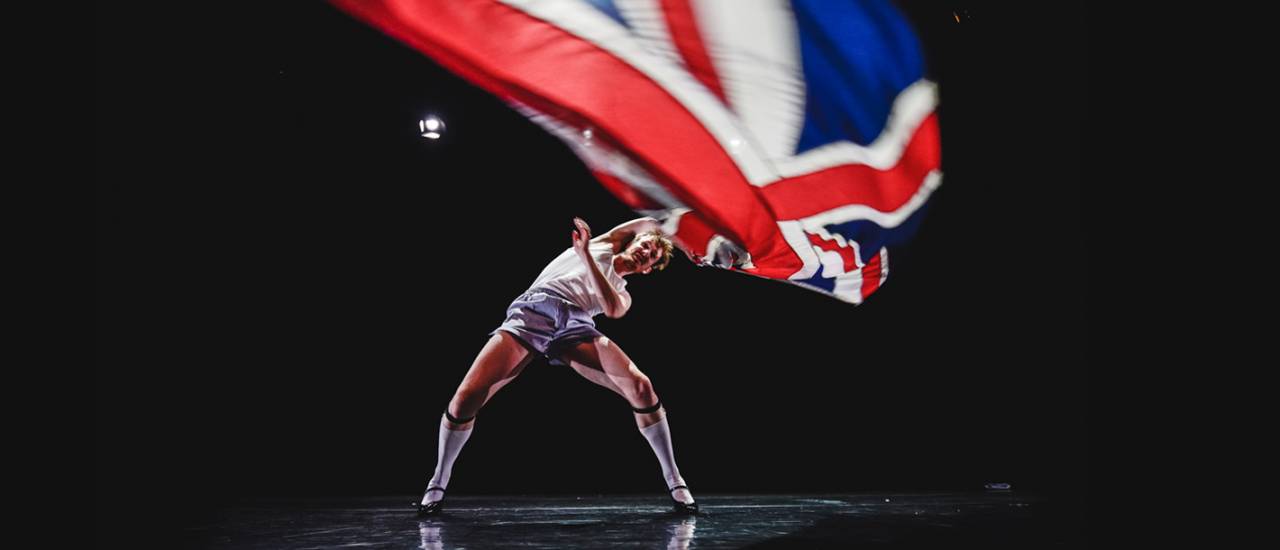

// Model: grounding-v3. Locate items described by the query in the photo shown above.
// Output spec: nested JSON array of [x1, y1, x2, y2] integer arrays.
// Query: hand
[[571, 217, 593, 257]]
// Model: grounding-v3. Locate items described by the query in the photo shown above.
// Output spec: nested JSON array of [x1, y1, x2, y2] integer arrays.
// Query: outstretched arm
[[594, 216, 702, 265], [592, 217, 663, 252], [573, 217, 632, 318]]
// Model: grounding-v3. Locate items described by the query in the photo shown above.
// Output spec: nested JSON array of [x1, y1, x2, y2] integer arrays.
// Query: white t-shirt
[[525, 240, 629, 317]]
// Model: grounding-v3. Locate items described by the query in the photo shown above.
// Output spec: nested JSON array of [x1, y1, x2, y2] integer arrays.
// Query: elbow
[[604, 303, 630, 319]]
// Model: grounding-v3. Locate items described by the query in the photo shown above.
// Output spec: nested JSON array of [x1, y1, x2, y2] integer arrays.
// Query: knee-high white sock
[[423, 414, 473, 504], [639, 415, 694, 504]]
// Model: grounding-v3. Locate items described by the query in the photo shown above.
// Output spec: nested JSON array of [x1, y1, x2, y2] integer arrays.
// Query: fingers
[[571, 218, 593, 251]]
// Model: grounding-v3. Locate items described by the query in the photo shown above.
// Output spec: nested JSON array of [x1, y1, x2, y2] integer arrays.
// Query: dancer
[[416, 216, 698, 515]]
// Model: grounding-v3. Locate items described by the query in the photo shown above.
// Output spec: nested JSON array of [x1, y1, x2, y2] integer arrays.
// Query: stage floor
[[182, 491, 1083, 548]]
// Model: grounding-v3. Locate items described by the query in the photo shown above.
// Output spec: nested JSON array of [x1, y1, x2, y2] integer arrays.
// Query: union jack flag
[[335, 0, 942, 303]]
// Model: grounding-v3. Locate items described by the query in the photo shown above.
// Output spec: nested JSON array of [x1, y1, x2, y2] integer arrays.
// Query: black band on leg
[[445, 409, 475, 424], [632, 400, 662, 414]]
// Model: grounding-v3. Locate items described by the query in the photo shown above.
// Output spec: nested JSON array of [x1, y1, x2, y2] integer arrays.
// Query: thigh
[[561, 353, 627, 398], [459, 331, 535, 390], [556, 336, 642, 385]]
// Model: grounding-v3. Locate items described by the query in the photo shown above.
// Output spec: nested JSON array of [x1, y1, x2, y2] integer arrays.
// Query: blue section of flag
[[791, 0, 924, 153], [823, 203, 930, 264], [583, 0, 629, 28], [795, 264, 838, 294]]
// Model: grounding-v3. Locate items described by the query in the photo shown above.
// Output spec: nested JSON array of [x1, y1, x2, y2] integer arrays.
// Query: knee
[[452, 386, 489, 409], [627, 374, 657, 406]]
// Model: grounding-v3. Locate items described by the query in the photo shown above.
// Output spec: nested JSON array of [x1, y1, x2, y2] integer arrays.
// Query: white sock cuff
[[639, 416, 669, 436]]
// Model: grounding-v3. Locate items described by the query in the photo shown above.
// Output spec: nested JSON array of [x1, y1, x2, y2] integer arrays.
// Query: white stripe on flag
[[769, 80, 939, 181], [499, 0, 779, 184], [691, 0, 806, 161], [794, 169, 943, 230], [777, 220, 822, 280], [614, 0, 685, 67], [833, 269, 866, 304]]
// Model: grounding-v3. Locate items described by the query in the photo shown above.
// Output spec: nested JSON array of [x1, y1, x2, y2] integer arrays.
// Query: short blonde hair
[[639, 230, 675, 272]]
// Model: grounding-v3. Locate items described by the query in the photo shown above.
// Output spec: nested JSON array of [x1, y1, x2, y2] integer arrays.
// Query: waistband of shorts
[[516, 288, 581, 309]]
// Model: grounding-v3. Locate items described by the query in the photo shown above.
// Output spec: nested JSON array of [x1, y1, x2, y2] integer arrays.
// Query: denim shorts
[[490, 290, 602, 366]]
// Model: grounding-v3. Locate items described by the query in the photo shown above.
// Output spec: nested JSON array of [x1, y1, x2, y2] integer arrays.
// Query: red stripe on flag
[[860, 250, 883, 299], [659, 0, 729, 105], [332, 0, 801, 276], [805, 232, 858, 272], [762, 115, 942, 220]]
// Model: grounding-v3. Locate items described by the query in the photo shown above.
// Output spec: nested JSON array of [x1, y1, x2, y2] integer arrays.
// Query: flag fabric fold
[[334, 0, 941, 303]]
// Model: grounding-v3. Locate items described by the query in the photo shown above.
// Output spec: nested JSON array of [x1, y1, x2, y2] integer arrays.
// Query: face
[[624, 235, 666, 274]]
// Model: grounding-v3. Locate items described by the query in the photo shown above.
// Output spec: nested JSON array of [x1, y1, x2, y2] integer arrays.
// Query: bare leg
[[558, 336, 663, 428], [557, 336, 695, 506], [422, 331, 533, 507], [445, 331, 535, 428]]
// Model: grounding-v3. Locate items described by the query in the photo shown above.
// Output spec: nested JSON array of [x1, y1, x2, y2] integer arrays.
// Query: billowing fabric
[[335, 0, 941, 303]]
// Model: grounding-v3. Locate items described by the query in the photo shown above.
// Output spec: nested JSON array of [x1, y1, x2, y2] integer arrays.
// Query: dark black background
[[98, 0, 1086, 535]]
